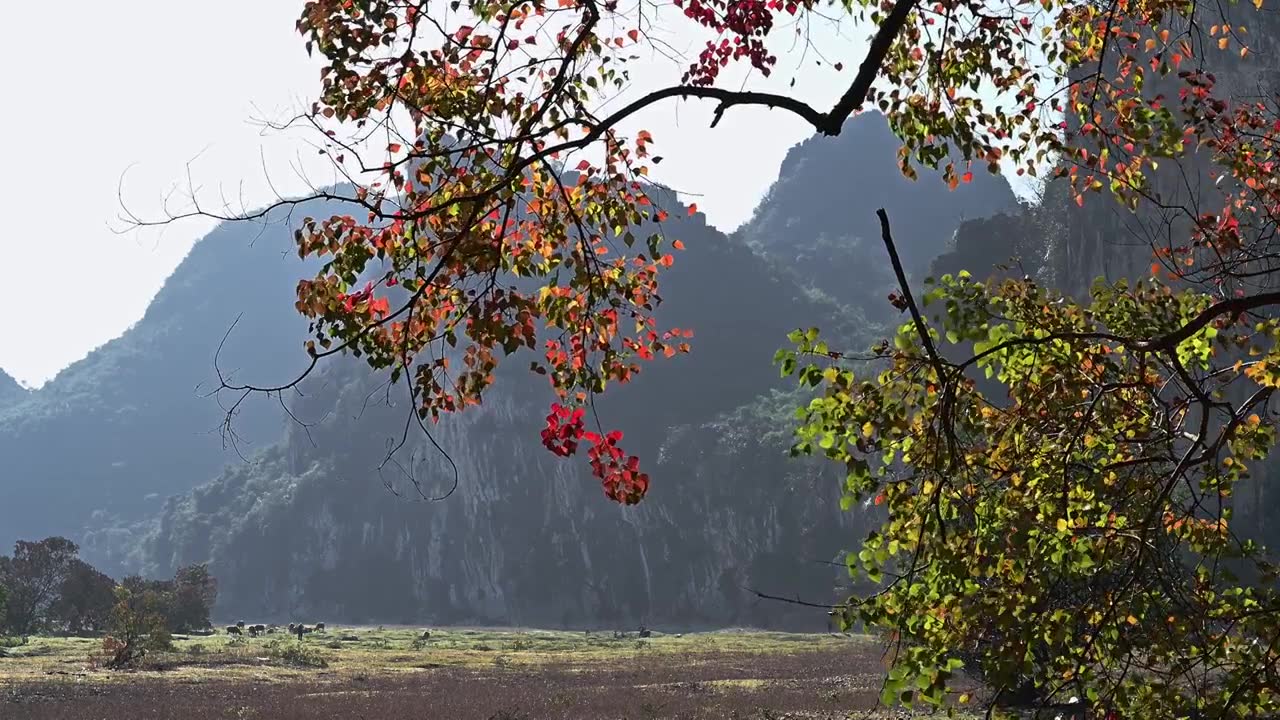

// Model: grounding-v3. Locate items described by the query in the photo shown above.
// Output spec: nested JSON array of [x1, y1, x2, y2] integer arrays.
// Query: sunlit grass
[[0, 626, 871, 685]]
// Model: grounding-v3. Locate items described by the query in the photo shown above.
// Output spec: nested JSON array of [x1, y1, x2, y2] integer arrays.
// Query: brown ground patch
[[3, 647, 903, 719]]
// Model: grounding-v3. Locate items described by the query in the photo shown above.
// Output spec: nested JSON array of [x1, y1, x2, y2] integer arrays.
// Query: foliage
[[119, 565, 218, 635], [0, 537, 217, 644], [49, 560, 117, 636], [170, 564, 218, 633], [179, 0, 1273, 507], [784, 269, 1280, 718], [102, 585, 174, 668], [0, 537, 82, 635], [264, 638, 330, 668]]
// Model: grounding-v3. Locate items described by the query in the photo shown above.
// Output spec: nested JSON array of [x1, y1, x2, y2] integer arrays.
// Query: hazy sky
[[0, 2, 1011, 387]]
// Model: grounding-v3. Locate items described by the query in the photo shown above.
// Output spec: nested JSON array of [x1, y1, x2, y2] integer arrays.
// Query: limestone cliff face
[[144, 378, 867, 628]]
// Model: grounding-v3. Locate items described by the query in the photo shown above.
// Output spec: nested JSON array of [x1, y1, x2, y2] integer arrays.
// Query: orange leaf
[[672, 239, 685, 250], [687, 203, 698, 216]]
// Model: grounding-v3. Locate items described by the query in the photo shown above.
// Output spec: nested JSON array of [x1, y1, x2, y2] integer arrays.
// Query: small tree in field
[[102, 586, 173, 669], [169, 564, 217, 633], [148, 0, 1280, 716]]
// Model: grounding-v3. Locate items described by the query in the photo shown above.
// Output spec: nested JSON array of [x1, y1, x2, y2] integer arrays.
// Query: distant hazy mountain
[[0, 369, 27, 410], [0, 199, 343, 568], [736, 113, 1018, 315]]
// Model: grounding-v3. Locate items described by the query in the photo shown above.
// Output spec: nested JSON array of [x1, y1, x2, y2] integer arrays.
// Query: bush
[[264, 639, 328, 668], [101, 586, 175, 669]]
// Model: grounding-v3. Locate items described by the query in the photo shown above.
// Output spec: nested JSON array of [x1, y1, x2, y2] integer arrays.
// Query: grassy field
[[0, 626, 956, 719]]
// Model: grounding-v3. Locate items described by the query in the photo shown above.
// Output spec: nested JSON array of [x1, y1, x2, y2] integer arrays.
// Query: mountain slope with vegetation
[[133, 116, 1017, 627], [0, 202, 342, 569]]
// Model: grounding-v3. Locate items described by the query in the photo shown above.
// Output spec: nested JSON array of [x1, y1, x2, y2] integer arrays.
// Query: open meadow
[[0, 626, 959, 719]]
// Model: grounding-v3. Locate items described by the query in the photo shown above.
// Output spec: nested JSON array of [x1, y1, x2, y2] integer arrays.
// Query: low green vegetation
[[0, 625, 868, 684]]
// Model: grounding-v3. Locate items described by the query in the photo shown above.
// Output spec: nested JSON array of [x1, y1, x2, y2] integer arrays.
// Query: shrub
[[264, 639, 328, 668], [101, 586, 175, 669]]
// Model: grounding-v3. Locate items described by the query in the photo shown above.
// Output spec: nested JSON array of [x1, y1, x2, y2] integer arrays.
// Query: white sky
[[0, 1, 1024, 388]]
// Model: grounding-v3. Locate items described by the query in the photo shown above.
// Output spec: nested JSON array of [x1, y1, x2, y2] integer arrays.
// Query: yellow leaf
[[1126, 615, 1139, 625], [1056, 518, 1069, 532], [959, 693, 971, 704], [1219, 36, 1230, 50]]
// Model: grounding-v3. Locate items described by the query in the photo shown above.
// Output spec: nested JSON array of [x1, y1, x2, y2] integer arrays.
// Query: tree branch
[[877, 208, 945, 373], [822, 0, 919, 135]]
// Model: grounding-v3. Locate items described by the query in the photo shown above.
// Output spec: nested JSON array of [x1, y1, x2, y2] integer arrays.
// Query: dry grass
[[0, 627, 967, 719]]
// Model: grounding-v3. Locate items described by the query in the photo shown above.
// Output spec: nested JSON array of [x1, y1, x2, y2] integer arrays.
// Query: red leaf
[[687, 203, 698, 216], [575, 160, 591, 171], [388, 143, 402, 153]]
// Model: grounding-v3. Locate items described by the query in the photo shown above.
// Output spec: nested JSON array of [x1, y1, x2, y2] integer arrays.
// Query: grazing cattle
[[420, 630, 431, 640], [638, 626, 652, 638], [236, 621, 245, 629], [314, 623, 325, 632], [225, 626, 242, 635]]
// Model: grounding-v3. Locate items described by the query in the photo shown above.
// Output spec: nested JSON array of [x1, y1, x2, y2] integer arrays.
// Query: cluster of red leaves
[[541, 404, 649, 503], [673, 0, 805, 85], [1057, 9, 1280, 289]]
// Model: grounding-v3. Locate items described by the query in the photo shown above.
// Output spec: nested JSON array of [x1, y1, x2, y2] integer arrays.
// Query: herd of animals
[[220, 621, 327, 639], [208, 622, 660, 641]]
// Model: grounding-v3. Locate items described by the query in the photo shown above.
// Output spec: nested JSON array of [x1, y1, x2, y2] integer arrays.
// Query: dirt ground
[[3, 647, 891, 719], [0, 628, 940, 719]]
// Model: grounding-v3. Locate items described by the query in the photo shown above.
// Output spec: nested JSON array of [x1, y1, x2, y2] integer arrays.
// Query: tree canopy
[[148, 0, 1280, 716]]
